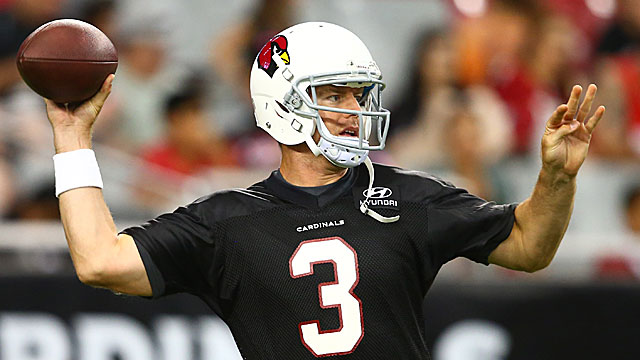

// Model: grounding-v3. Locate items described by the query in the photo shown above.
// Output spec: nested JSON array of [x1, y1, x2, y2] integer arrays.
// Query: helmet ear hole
[[275, 100, 290, 113]]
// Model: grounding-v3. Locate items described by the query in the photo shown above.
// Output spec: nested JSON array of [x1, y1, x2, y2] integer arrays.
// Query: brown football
[[16, 19, 118, 104]]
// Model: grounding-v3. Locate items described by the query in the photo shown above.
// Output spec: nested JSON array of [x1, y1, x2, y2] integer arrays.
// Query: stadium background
[[2, 0, 640, 358]]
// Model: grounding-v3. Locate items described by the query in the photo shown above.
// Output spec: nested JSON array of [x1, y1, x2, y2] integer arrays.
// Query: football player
[[44, 22, 604, 359]]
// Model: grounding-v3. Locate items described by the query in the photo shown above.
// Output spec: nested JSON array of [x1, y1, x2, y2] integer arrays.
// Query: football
[[16, 19, 118, 104]]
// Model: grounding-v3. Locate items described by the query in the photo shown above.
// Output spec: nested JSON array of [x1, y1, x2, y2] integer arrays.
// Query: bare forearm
[[55, 132, 118, 281], [514, 167, 576, 269], [59, 187, 119, 276]]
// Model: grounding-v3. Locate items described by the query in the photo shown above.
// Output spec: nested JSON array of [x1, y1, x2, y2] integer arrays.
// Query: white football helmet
[[250, 22, 391, 168]]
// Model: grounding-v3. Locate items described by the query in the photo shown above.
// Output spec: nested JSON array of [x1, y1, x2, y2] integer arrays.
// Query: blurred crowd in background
[[2, 0, 640, 279]]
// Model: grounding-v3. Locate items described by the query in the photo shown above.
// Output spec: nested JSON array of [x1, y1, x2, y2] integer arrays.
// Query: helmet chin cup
[[317, 137, 369, 168]]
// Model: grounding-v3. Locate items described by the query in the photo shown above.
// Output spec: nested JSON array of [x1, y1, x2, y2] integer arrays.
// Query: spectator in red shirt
[[142, 84, 238, 180]]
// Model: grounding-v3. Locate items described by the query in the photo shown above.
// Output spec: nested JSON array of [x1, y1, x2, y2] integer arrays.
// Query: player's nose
[[343, 91, 361, 112]]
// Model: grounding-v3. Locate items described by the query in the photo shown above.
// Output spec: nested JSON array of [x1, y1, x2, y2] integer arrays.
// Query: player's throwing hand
[[541, 84, 605, 178], [44, 74, 114, 153]]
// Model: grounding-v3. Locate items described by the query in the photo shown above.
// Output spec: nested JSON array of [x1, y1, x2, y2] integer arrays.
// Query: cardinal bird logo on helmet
[[257, 35, 290, 78]]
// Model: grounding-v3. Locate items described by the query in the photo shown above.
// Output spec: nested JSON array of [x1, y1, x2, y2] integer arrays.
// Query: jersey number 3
[[289, 237, 364, 357]]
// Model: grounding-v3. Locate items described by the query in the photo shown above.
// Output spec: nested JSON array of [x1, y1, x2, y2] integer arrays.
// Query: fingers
[[563, 85, 582, 122], [547, 104, 569, 128], [548, 83, 601, 131], [585, 105, 605, 133], [576, 84, 597, 123], [551, 120, 580, 141]]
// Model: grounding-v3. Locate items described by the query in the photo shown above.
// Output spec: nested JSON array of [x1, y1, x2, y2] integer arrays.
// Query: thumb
[[546, 120, 579, 144], [546, 104, 569, 129]]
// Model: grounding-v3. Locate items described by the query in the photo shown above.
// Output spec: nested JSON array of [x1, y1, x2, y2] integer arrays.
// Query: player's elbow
[[75, 257, 121, 288], [75, 263, 110, 287], [521, 256, 553, 273], [522, 262, 547, 273], [514, 230, 556, 273], [76, 270, 100, 286]]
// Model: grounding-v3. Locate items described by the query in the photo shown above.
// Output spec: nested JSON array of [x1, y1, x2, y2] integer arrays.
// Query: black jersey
[[122, 163, 516, 359]]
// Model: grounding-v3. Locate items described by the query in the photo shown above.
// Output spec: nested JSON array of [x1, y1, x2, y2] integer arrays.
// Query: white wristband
[[53, 149, 104, 197]]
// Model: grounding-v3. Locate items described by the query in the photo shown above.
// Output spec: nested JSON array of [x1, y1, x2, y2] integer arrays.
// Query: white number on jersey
[[289, 237, 364, 357]]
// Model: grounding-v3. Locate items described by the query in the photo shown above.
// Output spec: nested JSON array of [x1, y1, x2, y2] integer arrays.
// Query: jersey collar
[[263, 167, 358, 208]]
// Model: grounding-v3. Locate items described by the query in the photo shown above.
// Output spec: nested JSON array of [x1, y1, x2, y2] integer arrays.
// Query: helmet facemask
[[283, 70, 391, 168]]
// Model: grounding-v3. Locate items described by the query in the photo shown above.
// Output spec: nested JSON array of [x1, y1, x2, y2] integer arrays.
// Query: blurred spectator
[[454, 0, 536, 154], [106, 15, 185, 152], [454, 0, 541, 87], [440, 106, 502, 201], [455, 0, 586, 155], [482, 1, 537, 153], [134, 82, 239, 211], [0, 0, 64, 96], [208, 0, 299, 102], [0, 84, 53, 202], [6, 181, 59, 220], [593, 183, 640, 279], [624, 184, 640, 236], [141, 82, 238, 178], [524, 14, 586, 153], [388, 29, 512, 173], [414, 99, 509, 202], [528, 16, 584, 102], [596, 0, 640, 55], [0, 145, 16, 217], [390, 29, 453, 134], [591, 49, 640, 160]]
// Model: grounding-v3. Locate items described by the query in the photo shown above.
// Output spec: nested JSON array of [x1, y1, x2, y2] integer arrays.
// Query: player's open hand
[[541, 84, 605, 178], [44, 74, 113, 153], [44, 74, 114, 133]]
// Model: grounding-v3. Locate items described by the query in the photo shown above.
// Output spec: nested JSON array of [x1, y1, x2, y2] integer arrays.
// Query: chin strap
[[360, 157, 400, 223], [305, 134, 323, 156]]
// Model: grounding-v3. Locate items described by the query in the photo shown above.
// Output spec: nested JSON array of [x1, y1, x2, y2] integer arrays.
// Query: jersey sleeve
[[426, 182, 517, 266], [120, 199, 219, 299]]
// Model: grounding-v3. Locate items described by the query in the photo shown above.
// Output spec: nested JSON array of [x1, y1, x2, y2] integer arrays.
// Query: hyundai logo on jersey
[[363, 187, 393, 199], [359, 186, 398, 210]]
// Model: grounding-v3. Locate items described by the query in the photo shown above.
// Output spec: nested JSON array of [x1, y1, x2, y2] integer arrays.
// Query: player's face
[[314, 85, 364, 141]]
